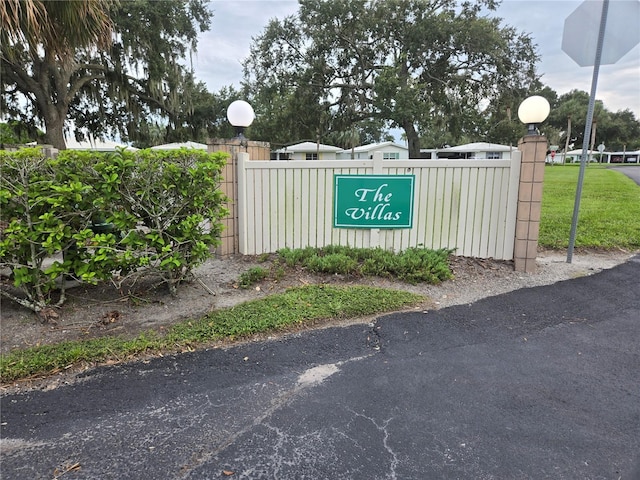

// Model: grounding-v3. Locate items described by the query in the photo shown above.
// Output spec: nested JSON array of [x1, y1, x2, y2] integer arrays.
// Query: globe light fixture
[[226, 100, 255, 138], [517, 95, 551, 136]]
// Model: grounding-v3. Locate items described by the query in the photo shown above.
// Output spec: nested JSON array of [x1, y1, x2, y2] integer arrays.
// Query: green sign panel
[[333, 175, 415, 228]]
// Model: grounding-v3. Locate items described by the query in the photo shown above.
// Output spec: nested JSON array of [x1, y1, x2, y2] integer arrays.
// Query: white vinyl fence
[[237, 150, 522, 259]]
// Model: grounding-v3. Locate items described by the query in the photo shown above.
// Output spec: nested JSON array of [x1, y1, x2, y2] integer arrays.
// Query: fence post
[[514, 135, 548, 272], [236, 152, 250, 255]]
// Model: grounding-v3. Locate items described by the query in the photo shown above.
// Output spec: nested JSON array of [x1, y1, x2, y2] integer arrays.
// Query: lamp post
[[517, 95, 551, 135], [513, 95, 551, 273], [211, 100, 269, 257], [226, 100, 255, 138]]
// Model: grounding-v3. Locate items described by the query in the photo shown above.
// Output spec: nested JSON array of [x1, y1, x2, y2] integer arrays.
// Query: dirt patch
[[1, 255, 287, 355], [1, 248, 636, 358]]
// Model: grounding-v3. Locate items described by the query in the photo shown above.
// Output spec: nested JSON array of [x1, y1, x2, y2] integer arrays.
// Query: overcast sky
[[192, 0, 640, 120]]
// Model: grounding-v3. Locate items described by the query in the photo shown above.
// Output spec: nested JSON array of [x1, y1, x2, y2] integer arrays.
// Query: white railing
[[237, 151, 521, 259]]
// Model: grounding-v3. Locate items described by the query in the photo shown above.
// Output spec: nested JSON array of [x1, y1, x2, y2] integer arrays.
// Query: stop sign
[[562, 0, 640, 67]]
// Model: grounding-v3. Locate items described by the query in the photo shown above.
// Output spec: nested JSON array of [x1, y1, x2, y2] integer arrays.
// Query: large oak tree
[[1, 0, 211, 149], [243, 0, 540, 157]]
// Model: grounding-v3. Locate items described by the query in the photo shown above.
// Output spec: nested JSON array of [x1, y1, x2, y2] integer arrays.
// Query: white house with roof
[[555, 149, 640, 164], [272, 141, 342, 161], [336, 141, 409, 160], [150, 141, 207, 150], [434, 142, 514, 159], [558, 149, 599, 163], [65, 137, 138, 151], [604, 150, 639, 164]]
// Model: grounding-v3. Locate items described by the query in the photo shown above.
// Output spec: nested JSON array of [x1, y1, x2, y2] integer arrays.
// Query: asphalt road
[[2, 256, 639, 479], [609, 165, 640, 186]]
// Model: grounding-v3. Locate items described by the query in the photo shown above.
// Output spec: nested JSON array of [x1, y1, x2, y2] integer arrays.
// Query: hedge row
[[0, 147, 229, 314]]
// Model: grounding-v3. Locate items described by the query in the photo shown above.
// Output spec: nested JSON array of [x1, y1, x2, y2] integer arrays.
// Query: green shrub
[[0, 147, 229, 313], [277, 246, 318, 266], [0, 148, 108, 313], [102, 148, 229, 293]]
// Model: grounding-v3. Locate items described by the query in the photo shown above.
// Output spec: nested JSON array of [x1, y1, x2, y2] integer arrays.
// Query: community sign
[[333, 175, 415, 228]]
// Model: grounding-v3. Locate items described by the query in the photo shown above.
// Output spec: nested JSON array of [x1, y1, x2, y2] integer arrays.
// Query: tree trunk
[[37, 54, 71, 150], [589, 121, 597, 164], [42, 109, 67, 150], [403, 121, 420, 159], [563, 116, 571, 164]]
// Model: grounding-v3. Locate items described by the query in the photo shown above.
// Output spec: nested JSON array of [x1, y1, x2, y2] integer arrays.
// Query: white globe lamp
[[226, 100, 255, 138], [517, 96, 551, 135]]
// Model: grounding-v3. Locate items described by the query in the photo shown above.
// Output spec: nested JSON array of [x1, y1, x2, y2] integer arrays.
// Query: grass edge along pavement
[[0, 285, 425, 383]]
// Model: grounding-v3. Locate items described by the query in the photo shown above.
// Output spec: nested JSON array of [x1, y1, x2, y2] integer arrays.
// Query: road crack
[[367, 320, 383, 352]]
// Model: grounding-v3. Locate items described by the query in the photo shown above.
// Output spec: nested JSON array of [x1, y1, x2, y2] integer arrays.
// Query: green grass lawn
[[540, 165, 640, 249]]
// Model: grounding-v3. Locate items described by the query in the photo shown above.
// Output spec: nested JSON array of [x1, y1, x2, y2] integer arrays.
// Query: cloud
[[193, 0, 300, 91], [497, 0, 640, 116]]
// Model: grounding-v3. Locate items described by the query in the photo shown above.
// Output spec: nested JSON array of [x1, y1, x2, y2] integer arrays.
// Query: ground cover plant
[[540, 166, 640, 249], [0, 285, 424, 382], [276, 245, 454, 285], [1, 245, 451, 382]]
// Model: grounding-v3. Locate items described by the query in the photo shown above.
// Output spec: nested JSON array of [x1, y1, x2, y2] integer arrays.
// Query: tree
[[165, 81, 239, 144], [603, 110, 640, 151], [1, 0, 115, 148], [1, 0, 114, 55], [0, 120, 44, 145], [546, 89, 640, 152], [243, 0, 540, 157], [546, 90, 603, 151], [133, 80, 241, 148], [334, 127, 361, 159], [1, 0, 212, 149]]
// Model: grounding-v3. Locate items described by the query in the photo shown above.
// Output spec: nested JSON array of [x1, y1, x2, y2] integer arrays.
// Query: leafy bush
[[0, 148, 105, 313], [98, 148, 229, 293], [0, 147, 229, 313], [276, 246, 453, 284], [277, 246, 319, 267]]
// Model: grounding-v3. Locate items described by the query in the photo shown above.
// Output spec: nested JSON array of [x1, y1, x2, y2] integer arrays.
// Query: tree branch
[[66, 74, 106, 103], [1, 55, 41, 95]]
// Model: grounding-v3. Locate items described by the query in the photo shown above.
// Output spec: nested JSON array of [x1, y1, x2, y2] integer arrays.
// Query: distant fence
[[1, 144, 58, 157], [236, 151, 522, 260]]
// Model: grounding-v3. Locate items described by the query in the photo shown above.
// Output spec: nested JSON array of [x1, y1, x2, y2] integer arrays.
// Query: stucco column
[[514, 135, 548, 273]]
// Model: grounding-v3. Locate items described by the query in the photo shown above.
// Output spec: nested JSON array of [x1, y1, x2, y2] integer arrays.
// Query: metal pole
[[567, 0, 609, 263]]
